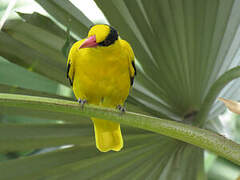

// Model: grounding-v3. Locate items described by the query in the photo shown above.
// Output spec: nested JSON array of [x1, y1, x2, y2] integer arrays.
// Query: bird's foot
[[77, 98, 87, 109], [116, 105, 126, 113]]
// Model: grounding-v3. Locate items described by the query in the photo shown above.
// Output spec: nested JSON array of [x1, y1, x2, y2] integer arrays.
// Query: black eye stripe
[[98, 26, 118, 46]]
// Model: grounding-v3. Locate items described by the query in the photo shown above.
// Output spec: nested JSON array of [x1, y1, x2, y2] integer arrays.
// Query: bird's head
[[79, 24, 119, 49]]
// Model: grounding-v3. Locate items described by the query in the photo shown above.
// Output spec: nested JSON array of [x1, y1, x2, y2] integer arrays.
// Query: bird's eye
[[104, 40, 111, 46], [98, 39, 112, 46]]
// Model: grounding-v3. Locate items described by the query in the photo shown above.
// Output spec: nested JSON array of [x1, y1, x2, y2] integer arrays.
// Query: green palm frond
[[1, 0, 240, 179]]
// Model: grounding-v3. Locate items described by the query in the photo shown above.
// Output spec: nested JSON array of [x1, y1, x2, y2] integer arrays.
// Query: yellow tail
[[91, 118, 123, 152]]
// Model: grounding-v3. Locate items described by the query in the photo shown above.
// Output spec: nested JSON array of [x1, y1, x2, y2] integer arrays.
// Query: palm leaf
[[34, 0, 93, 38], [0, 83, 72, 100], [1, 0, 240, 179]]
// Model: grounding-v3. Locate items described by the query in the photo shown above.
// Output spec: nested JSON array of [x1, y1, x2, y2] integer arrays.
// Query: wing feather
[[67, 61, 73, 86], [120, 39, 136, 87], [66, 39, 85, 86], [130, 60, 137, 86]]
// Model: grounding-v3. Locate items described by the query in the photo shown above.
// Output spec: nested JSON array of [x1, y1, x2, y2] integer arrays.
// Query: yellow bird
[[67, 24, 136, 152]]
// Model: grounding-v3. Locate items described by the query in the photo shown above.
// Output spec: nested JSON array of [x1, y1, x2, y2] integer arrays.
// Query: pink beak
[[79, 35, 98, 49]]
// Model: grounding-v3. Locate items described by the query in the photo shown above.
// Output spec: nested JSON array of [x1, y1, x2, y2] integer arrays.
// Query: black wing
[[130, 61, 137, 86], [67, 60, 73, 86]]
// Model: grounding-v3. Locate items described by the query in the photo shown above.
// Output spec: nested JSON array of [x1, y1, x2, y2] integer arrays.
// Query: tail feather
[[92, 118, 123, 152]]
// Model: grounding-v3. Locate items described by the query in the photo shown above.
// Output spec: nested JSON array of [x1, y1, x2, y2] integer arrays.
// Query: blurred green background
[[1, 0, 240, 179]]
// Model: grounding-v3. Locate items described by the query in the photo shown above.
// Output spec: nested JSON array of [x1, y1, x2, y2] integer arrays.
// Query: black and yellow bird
[[67, 24, 136, 152]]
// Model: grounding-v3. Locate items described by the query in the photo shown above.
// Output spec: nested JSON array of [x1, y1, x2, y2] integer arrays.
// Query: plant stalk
[[0, 93, 240, 165]]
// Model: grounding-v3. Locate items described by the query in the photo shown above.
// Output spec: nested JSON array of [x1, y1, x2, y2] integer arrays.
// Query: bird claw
[[77, 98, 87, 109], [116, 105, 126, 113]]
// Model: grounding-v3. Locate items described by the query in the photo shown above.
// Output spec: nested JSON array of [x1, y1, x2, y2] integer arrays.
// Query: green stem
[[0, 93, 240, 165], [196, 66, 240, 127]]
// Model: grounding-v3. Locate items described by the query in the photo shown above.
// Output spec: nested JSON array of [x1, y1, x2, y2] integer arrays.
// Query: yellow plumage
[[67, 24, 136, 152]]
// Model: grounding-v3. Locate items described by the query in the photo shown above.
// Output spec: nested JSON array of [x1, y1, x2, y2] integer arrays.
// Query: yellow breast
[[72, 40, 131, 107]]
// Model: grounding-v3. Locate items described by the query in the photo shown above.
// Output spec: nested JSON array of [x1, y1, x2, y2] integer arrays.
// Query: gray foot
[[116, 105, 126, 113], [77, 98, 87, 109]]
